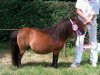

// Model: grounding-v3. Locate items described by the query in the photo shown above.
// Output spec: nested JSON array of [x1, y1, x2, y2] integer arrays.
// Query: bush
[[0, 0, 100, 46], [97, 15, 100, 42], [0, 0, 76, 42]]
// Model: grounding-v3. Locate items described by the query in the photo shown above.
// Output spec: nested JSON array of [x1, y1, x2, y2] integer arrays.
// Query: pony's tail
[[11, 31, 20, 67]]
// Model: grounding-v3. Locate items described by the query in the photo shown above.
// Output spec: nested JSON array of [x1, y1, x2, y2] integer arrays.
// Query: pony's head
[[70, 17, 85, 35], [58, 17, 85, 38], [43, 17, 85, 41]]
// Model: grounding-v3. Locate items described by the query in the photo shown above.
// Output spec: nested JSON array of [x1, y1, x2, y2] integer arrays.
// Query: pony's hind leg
[[18, 46, 26, 67], [51, 51, 60, 68]]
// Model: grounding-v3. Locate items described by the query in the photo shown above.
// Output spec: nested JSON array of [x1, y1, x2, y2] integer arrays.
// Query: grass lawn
[[0, 42, 100, 75]]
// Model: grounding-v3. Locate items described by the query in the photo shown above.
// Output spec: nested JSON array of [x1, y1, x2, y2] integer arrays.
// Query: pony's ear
[[70, 17, 77, 21]]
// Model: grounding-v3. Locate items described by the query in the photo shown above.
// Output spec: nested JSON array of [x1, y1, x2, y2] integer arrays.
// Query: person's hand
[[84, 18, 93, 26]]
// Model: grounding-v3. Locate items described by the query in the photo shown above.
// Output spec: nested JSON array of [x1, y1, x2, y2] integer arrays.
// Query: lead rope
[[70, 19, 83, 63]]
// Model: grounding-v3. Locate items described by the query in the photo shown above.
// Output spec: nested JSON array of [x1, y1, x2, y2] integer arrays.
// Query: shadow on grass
[[97, 56, 100, 64], [22, 61, 71, 68], [81, 59, 90, 65], [81, 58, 100, 65]]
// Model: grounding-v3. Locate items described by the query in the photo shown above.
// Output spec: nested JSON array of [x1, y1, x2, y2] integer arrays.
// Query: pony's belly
[[30, 37, 53, 54], [32, 48, 52, 54]]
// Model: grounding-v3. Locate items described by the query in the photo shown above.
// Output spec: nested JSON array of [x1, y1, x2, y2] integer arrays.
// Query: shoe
[[91, 63, 97, 67], [70, 63, 80, 68]]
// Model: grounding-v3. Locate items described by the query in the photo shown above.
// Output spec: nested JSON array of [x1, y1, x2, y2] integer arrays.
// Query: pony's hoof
[[51, 64, 58, 68], [17, 64, 22, 68], [54, 65, 58, 68]]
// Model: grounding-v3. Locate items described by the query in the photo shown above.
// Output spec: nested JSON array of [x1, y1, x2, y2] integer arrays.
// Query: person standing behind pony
[[71, 0, 100, 68]]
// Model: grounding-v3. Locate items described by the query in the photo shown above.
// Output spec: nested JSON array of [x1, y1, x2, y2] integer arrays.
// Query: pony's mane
[[42, 18, 73, 41]]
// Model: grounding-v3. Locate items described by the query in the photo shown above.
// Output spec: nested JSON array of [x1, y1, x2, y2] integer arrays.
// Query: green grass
[[0, 43, 100, 75]]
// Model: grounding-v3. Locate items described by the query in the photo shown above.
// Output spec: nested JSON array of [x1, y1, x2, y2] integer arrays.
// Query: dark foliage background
[[0, 0, 100, 46]]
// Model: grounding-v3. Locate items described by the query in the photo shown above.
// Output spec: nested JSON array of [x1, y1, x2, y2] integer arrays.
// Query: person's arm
[[76, 8, 88, 21], [87, 0, 99, 24], [76, 8, 92, 25]]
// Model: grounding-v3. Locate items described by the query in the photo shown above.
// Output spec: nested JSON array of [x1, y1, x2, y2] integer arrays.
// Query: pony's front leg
[[51, 51, 60, 68]]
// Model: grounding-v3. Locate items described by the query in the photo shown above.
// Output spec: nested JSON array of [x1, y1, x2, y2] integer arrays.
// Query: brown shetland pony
[[11, 17, 85, 68]]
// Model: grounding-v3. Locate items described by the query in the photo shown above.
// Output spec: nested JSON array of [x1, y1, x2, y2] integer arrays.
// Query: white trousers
[[74, 20, 98, 64]]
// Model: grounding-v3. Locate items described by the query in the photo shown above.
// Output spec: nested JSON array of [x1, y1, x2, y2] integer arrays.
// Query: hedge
[[0, 0, 75, 42], [0, 0, 100, 46]]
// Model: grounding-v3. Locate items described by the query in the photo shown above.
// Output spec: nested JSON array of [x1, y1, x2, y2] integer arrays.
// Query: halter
[[70, 19, 83, 36]]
